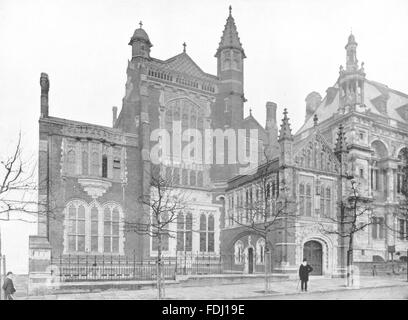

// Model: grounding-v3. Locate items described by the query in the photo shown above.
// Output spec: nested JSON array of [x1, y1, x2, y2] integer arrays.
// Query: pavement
[[22, 275, 408, 300]]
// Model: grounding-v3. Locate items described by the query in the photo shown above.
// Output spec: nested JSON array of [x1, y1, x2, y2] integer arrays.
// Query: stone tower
[[213, 6, 246, 129]]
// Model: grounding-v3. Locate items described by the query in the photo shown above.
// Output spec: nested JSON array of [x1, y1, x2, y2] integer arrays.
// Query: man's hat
[[303, 258, 307, 262]]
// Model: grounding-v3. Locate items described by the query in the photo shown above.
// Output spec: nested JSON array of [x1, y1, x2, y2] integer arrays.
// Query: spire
[[215, 6, 246, 58], [278, 108, 294, 142], [334, 124, 348, 159], [345, 32, 358, 71]]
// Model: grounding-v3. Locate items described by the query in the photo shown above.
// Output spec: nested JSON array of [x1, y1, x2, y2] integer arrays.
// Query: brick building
[[34, 8, 408, 278], [35, 8, 269, 263]]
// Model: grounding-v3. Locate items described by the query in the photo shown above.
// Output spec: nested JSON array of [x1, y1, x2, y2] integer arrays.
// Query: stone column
[[28, 236, 52, 295], [387, 167, 394, 202]]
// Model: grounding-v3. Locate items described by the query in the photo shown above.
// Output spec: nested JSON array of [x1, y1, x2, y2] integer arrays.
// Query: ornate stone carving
[[78, 178, 112, 199]]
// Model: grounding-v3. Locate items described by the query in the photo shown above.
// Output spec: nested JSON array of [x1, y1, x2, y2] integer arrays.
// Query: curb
[[238, 281, 408, 299]]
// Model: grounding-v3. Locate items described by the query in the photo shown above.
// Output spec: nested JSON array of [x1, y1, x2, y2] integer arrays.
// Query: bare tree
[[124, 165, 190, 299], [228, 161, 297, 293], [0, 133, 60, 228], [319, 178, 373, 286]]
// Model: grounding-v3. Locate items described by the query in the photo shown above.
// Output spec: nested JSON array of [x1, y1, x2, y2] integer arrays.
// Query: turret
[[129, 21, 152, 59]]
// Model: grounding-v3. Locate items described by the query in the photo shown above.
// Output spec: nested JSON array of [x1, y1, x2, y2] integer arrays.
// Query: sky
[[1, 0, 408, 273]]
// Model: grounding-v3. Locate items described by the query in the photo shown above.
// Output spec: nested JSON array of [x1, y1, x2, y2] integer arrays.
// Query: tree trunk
[[264, 239, 270, 293], [346, 234, 354, 287], [157, 234, 163, 300]]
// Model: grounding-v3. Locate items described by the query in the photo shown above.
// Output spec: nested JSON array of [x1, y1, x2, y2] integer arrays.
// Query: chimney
[[265, 101, 277, 127], [112, 106, 118, 127], [40, 73, 49, 118]]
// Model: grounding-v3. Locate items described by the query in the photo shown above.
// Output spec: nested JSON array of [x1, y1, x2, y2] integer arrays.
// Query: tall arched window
[[90, 206, 99, 252], [256, 238, 265, 264], [67, 204, 85, 252], [299, 183, 305, 215], [234, 240, 244, 264], [306, 184, 312, 216], [66, 150, 76, 174], [199, 214, 207, 252], [208, 214, 215, 252]]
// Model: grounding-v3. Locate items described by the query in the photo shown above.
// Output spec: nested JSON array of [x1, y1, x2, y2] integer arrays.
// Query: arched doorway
[[248, 248, 254, 274], [303, 241, 322, 275]]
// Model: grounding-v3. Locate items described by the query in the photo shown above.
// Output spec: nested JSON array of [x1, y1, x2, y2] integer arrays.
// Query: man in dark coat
[[2, 271, 16, 300], [299, 258, 313, 292]]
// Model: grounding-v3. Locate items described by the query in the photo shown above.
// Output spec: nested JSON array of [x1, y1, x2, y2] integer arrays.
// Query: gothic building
[[222, 33, 408, 276], [36, 8, 269, 261], [35, 7, 408, 278]]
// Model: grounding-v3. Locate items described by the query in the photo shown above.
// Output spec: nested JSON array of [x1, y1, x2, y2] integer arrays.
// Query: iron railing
[[50, 252, 242, 282]]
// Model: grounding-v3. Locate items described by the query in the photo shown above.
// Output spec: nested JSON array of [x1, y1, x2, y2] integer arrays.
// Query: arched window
[[90, 206, 99, 252], [306, 184, 312, 216], [66, 150, 76, 174], [256, 238, 265, 264], [199, 214, 207, 252], [67, 204, 85, 252], [234, 240, 244, 264], [91, 152, 99, 176], [320, 186, 325, 217], [208, 215, 215, 252], [299, 183, 305, 215]]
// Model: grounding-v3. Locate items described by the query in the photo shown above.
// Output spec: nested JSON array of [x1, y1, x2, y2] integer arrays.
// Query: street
[[253, 285, 408, 300]]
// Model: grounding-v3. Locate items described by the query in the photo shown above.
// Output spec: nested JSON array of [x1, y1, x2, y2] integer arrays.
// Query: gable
[[293, 131, 339, 174]]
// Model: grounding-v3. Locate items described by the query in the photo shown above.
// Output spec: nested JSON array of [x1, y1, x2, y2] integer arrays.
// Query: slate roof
[[297, 79, 408, 135]]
